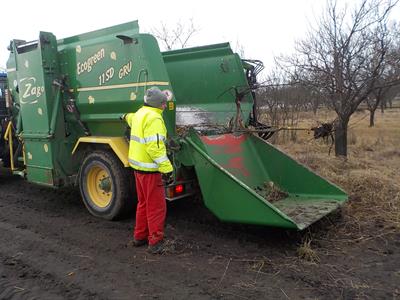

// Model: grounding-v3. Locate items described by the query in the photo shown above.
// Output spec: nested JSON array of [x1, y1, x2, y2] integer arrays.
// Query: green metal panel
[[26, 165, 55, 186], [184, 130, 347, 229], [163, 44, 253, 127], [10, 32, 76, 186], [24, 140, 55, 185], [14, 35, 55, 135], [57, 21, 176, 136]]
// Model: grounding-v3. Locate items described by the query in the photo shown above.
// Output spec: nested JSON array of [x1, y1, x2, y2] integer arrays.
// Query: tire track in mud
[[0, 267, 66, 300], [0, 218, 199, 299], [0, 219, 218, 299], [0, 189, 216, 300], [0, 278, 30, 300], [0, 221, 110, 299], [0, 173, 325, 299]]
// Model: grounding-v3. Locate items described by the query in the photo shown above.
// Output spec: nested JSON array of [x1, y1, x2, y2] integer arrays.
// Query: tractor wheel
[[79, 150, 133, 220]]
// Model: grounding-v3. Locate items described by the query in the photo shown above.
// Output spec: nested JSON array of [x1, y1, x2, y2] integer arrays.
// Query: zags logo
[[20, 77, 44, 104]]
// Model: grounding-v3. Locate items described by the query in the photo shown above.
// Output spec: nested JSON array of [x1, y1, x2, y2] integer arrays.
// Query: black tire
[[79, 150, 134, 220]]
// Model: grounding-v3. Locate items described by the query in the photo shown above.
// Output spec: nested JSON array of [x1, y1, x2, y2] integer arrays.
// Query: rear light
[[166, 183, 185, 200], [174, 184, 184, 194]]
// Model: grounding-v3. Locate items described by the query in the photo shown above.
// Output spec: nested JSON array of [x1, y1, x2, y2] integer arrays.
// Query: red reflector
[[174, 184, 184, 194]]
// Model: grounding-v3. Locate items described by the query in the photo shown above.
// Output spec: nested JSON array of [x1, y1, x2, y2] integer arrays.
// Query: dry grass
[[297, 237, 320, 263], [265, 181, 289, 202], [254, 181, 289, 203], [272, 108, 400, 236]]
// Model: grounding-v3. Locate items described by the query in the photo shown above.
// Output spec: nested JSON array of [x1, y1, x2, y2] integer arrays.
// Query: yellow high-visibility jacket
[[124, 106, 173, 174]]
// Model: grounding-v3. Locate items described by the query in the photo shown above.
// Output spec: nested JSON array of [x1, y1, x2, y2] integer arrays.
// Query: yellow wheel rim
[[86, 165, 113, 208]]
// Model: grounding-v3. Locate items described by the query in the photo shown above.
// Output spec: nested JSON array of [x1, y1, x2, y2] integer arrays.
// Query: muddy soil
[[0, 173, 399, 299]]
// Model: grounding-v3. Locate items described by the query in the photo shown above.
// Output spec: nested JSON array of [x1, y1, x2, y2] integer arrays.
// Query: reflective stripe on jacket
[[124, 106, 173, 173]]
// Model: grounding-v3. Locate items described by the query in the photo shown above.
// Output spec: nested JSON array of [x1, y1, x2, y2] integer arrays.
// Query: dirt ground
[[0, 109, 399, 299]]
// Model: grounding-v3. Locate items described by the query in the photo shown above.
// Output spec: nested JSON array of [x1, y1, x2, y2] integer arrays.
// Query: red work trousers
[[133, 171, 166, 246]]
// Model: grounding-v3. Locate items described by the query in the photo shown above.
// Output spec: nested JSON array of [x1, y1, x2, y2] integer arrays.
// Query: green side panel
[[163, 43, 253, 127], [184, 131, 347, 230], [11, 32, 75, 186], [57, 21, 176, 136], [26, 166, 54, 186], [24, 140, 53, 167], [13, 33, 58, 186], [15, 36, 55, 134], [25, 138, 55, 185]]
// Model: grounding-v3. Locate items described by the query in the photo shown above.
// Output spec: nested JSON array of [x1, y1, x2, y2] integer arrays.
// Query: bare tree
[[257, 68, 287, 129], [258, 69, 313, 143], [279, 0, 399, 156], [365, 21, 400, 126], [367, 86, 397, 126], [151, 19, 198, 51], [366, 76, 400, 126]]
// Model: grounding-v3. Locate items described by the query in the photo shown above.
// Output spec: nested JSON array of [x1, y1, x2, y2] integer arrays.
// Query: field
[[0, 108, 399, 299]]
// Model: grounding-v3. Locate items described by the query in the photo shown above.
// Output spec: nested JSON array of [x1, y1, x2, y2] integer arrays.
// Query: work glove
[[161, 172, 174, 185], [167, 138, 181, 151]]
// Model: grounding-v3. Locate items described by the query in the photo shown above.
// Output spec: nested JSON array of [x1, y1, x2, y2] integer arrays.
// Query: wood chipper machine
[[1, 21, 347, 230]]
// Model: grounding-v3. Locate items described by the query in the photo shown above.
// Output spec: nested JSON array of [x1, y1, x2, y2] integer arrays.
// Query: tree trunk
[[334, 117, 349, 157], [312, 100, 318, 115], [313, 105, 318, 115], [369, 109, 375, 127]]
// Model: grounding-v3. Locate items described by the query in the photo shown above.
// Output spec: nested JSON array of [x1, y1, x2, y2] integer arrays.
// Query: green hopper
[[180, 130, 347, 230]]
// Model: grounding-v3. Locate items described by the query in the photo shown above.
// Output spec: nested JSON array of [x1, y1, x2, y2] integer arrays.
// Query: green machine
[[2, 21, 347, 229]]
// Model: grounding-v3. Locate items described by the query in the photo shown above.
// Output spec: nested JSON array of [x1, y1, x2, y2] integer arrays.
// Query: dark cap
[[144, 87, 168, 108]]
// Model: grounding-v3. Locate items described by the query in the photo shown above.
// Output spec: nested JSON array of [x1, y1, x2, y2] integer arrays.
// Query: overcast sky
[[1, 0, 399, 74]]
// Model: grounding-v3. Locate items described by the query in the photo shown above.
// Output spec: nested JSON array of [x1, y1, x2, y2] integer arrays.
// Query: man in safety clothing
[[123, 87, 173, 254]]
